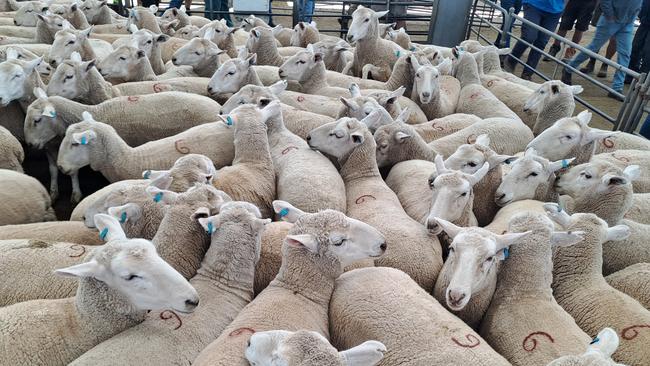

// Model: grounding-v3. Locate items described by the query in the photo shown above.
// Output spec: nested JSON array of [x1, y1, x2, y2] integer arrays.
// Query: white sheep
[[70, 201, 267, 365], [311, 38, 354, 74], [0, 221, 103, 245], [0, 55, 44, 140], [0, 168, 55, 225], [0, 214, 198, 365], [330, 267, 511, 365], [81, 0, 118, 25], [1, 13, 71, 45], [410, 56, 460, 119], [97, 45, 196, 83], [307, 114, 443, 291], [194, 19, 242, 58], [545, 203, 650, 365], [246, 330, 386, 366], [191, 200, 386, 365], [0, 123, 23, 171], [593, 149, 650, 194], [0, 46, 52, 78], [546, 328, 625, 366], [522, 80, 583, 135], [110, 24, 169, 74], [170, 28, 226, 77], [606, 263, 650, 311], [126, 6, 162, 33], [159, 4, 210, 29], [289, 21, 340, 48], [12, 1, 48, 27]]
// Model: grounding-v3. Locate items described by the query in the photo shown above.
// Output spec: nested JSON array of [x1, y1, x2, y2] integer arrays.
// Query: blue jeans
[[568, 17, 634, 92], [167, 0, 182, 10], [495, 0, 523, 47], [297, 0, 315, 23], [509, 3, 561, 76], [204, 0, 232, 25], [640, 114, 650, 138]]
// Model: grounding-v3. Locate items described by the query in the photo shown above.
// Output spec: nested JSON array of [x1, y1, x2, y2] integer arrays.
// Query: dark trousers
[[629, 22, 650, 74], [495, 0, 523, 47], [509, 3, 562, 76]]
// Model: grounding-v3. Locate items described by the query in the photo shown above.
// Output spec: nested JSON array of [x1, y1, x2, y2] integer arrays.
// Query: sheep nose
[[171, 57, 177, 63], [50, 60, 57, 67], [13, 20, 17, 25], [185, 298, 199, 308], [347, 34, 354, 42], [207, 86, 213, 93], [306, 134, 311, 141], [379, 242, 387, 252], [426, 218, 439, 232], [496, 193, 506, 201], [218, 109, 223, 115], [278, 69, 284, 76], [448, 289, 466, 305], [422, 92, 431, 99]]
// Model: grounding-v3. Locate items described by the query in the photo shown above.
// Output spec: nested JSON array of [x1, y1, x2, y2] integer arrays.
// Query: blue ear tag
[[561, 159, 569, 169], [143, 170, 151, 179], [80, 136, 87, 145], [503, 247, 510, 259], [279, 207, 289, 218], [119, 211, 127, 224], [154, 192, 163, 202], [99, 228, 108, 240], [395, 50, 401, 57], [49, 111, 57, 118], [590, 337, 600, 345], [207, 221, 214, 234], [410, 46, 416, 51], [226, 115, 233, 126]]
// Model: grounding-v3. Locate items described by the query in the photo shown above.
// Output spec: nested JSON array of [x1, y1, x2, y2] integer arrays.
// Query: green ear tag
[[143, 170, 151, 179], [395, 50, 401, 57], [99, 228, 108, 240], [226, 116, 233, 126], [119, 212, 127, 224]]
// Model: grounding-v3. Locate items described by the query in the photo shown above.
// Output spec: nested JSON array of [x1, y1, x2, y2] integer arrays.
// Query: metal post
[[429, 0, 474, 47]]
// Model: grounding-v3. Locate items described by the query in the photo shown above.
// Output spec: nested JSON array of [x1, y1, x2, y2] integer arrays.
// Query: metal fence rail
[[467, 0, 649, 134]]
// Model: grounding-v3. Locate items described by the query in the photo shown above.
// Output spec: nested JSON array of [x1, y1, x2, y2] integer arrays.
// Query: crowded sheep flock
[[0, 0, 649, 364]]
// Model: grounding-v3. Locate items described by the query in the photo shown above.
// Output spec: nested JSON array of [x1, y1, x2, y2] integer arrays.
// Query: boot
[[544, 44, 560, 61], [580, 58, 596, 74], [597, 64, 608, 78], [561, 68, 573, 85]]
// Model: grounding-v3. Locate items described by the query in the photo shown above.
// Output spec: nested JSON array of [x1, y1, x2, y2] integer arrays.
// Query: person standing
[[297, 0, 315, 23], [495, 0, 523, 47], [544, 0, 598, 61], [628, 0, 650, 76], [503, 0, 564, 80], [203, 0, 233, 25], [561, 0, 643, 100]]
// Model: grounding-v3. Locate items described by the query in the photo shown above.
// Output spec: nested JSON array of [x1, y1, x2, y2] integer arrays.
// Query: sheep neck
[[129, 58, 157, 82], [87, 126, 134, 181], [17, 71, 45, 111], [271, 245, 339, 306], [150, 45, 166, 75], [49, 96, 88, 137], [493, 229, 554, 299], [220, 34, 238, 59], [456, 57, 481, 88], [194, 223, 258, 299], [532, 94, 575, 135], [570, 184, 633, 226], [80, 68, 115, 104], [70, 10, 90, 29], [385, 59, 413, 93], [567, 140, 596, 166], [232, 113, 272, 166], [75, 277, 146, 341], [78, 38, 98, 63], [95, 6, 113, 24], [299, 63, 328, 94], [35, 22, 55, 44], [254, 37, 284, 67], [339, 131, 381, 182], [152, 207, 210, 280], [245, 66, 264, 86], [193, 53, 220, 78], [483, 52, 502, 74], [403, 132, 437, 163], [301, 28, 319, 48], [176, 13, 190, 28], [534, 173, 559, 203]]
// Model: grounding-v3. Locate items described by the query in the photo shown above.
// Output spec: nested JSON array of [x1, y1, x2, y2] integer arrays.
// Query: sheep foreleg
[[70, 171, 82, 204], [45, 149, 59, 202]]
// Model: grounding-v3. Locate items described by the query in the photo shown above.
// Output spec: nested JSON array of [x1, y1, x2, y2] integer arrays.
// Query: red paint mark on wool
[[281, 146, 298, 155], [431, 121, 444, 131], [486, 80, 495, 88], [296, 96, 305, 102], [229, 327, 255, 337], [451, 334, 481, 348], [469, 92, 481, 99], [611, 153, 630, 163], [174, 139, 190, 154], [68, 244, 86, 258], [466, 134, 477, 144], [153, 83, 167, 93], [523, 332, 555, 351], [621, 325, 650, 340], [127, 96, 140, 102], [160, 310, 182, 330], [355, 195, 376, 204], [603, 137, 615, 149]]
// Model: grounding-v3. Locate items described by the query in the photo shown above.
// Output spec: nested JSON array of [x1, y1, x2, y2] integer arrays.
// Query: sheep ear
[[148, 4, 158, 14], [80, 26, 92, 38], [81, 59, 96, 73], [298, 21, 305, 30], [156, 34, 169, 43], [145, 186, 179, 204], [251, 29, 260, 38], [488, 154, 517, 168], [23, 57, 42, 74], [313, 52, 323, 63], [467, 162, 489, 185], [570, 85, 584, 95], [340, 97, 359, 111], [191, 206, 211, 220], [107, 203, 142, 224], [34, 87, 48, 100], [94, 213, 127, 241], [606, 225, 630, 241], [70, 3, 78, 11], [394, 106, 409, 124], [72, 130, 96, 145], [432, 217, 463, 238], [55, 260, 101, 278], [602, 173, 628, 186], [198, 215, 220, 235], [146, 170, 173, 189], [246, 53, 257, 66], [434, 154, 449, 174], [582, 128, 618, 146], [388, 86, 405, 100], [350, 130, 365, 144], [179, 5, 186, 12], [524, 147, 538, 157], [203, 27, 215, 41], [543, 203, 573, 228], [624, 165, 640, 181], [395, 131, 411, 142], [587, 328, 620, 358], [550, 231, 584, 247], [128, 24, 139, 34], [81, 111, 96, 122], [494, 231, 532, 250], [259, 99, 281, 122], [272, 200, 306, 223], [348, 83, 361, 98], [474, 133, 490, 146], [375, 10, 389, 18], [42, 102, 57, 118], [548, 157, 575, 172], [171, 8, 178, 16], [285, 234, 319, 253], [340, 340, 387, 366], [576, 110, 592, 127], [268, 80, 287, 95], [5, 47, 18, 60]]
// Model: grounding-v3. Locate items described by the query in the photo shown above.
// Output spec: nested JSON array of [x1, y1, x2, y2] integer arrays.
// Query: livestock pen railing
[[467, 0, 649, 134]]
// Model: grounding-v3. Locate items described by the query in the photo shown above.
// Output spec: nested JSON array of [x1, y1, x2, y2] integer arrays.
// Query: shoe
[[561, 69, 573, 85], [607, 91, 624, 102], [543, 44, 560, 61], [580, 59, 596, 74], [624, 76, 633, 84], [521, 73, 532, 81], [597, 65, 608, 78]]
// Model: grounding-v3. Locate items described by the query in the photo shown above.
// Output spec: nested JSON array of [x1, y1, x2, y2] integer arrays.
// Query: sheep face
[[289, 21, 314, 47], [47, 58, 95, 100], [197, 20, 232, 46], [547, 328, 620, 366], [526, 111, 614, 161], [49, 29, 92, 68], [241, 15, 267, 32], [347, 5, 387, 43], [168, 154, 217, 187], [339, 95, 383, 121], [413, 64, 441, 104], [160, 7, 183, 25], [246, 27, 273, 55], [56, 214, 199, 313], [444, 137, 515, 175], [96, 46, 146, 80], [175, 25, 199, 40], [49, 3, 78, 20], [13, 1, 48, 26], [554, 161, 638, 197], [0, 58, 41, 106], [523, 80, 583, 113], [1, 47, 51, 76], [23, 96, 60, 149], [57, 122, 94, 175], [278, 49, 323, 81], [544, 204, 630, 245], [307, 117, 367, 160], [37, 13, 71, 35], [208, 55, 256, 95], [220, 84, 273, 114], [81, 0, 108, 24], [171, 38, 222, 67], [373, 123, 414, 168]]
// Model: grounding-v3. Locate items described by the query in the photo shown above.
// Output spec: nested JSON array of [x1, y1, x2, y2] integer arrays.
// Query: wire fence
[[467, 0, 648, 134]]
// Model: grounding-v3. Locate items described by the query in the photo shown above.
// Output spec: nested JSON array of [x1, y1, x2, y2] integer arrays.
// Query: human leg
[[507, 4, 542, 71], [563, 17, 617, 83], [610, 22, 634, 92], [522, 9, 561, 77], [598, 36, 618, 77]]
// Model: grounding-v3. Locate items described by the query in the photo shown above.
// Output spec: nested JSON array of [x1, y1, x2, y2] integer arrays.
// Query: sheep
[[170, 28, 225, 77], [159, 4, 210, 29], [311, 38, 354, 74], [0, 214, 199, 365], [158, 18, 179, 36], [174, 24, 199, 39], [81, 0, 116, 25], [0, 55, 45, 140], [110, 25, 170, 75], [0, 24, 37, 38], [555, 160, 650, 275], [0, 124, 23, 171], [329, 267, 511, 365], [385, 27, 415, 51], [289, 20, 339, 48], [272, 24, 293, 46], [126, 6, 162, 33], [545, 203, 650, 365], [593, 150, 650, 194], [0, 221, 103, 244], [476, 44, 542, 90], [522, 80, 583, 135], [0, 169, 55, 225], [478, 212, 592, 365], [495, 148, 573, 206], [479, 72, 537, 128], [194, 18, 240, 58], [70, 201, 268, 366], [373, 116, 533, 168], [605, 263, 650, 311], [245, 26, 302, 67], [0, 46, 52, 77], [484, 199, 549, 236], [56, 111, 233, 182], [411, 56, 460, 119], [191, 200, 387, 366], [307, 115, 443, 291], [90, 21, 130, 34], [547, 328, 625, 366], [245, 330, 386, 366], [452, 49, 521, 121], [48, 28, 113, 68], [50, 2, 90, 29], [98, 45, 197, 83], [245, 87, 346, 214], [0, 13, 71, 45], [12, 1, 48, 27], [346, 5, 404, 81], [430, 218, 531, 329]]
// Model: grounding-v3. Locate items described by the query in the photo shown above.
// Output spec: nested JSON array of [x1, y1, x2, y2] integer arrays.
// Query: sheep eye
[[333, 239, 345, 247], [416, 73, 420, 78], [448, 247, 455, 253], [467, 162, 477, 167], [585, 174, 592, 179], [239, 99, 245, 104], [34, 117, 42, 124], [565, 135, 572, 140], [71, 142, 79, 146], [195, 51, 201, 56], [214, 29, 221, 33], [64, 74, 73, 80], [460, 192, 467, 197], [146, 40, 152, 44], [428, 179, 435, 188], [540, 91, 545, 94], [16, 54, 23, 59], [227, 71, 235, 76], [26, 9, 33, 12], [67, 40, 75, 45], [486, 256, 494, 263], [119, 57, 126, 61], [12, 74, 21, 79], [125, 274, 141, 281], [529, 172, 538, 177], [298, 60, 305, 64], [57, 24, 63, 27], [364, 18, 369, 22]]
